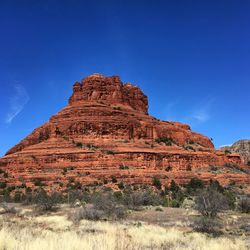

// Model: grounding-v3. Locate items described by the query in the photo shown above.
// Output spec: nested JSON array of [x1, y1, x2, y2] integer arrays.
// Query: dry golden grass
[[0, 212, 248, 250]]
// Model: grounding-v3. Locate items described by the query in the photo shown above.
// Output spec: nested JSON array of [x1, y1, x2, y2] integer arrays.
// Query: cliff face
[[0, 74, 249, 192], [68, 74, 148, 114], [220, 140, 250, 165]]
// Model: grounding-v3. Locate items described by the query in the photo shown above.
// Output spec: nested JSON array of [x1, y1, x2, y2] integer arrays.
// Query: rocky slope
[[220, 140, 250, 165], [0, 74, 249, 193]]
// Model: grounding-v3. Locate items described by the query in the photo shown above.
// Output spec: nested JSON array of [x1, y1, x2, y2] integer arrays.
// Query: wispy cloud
[[188, 98, 214, 125], [5, 84, 29, 124], [219, 144, 232, 148], [192, 110, 210, 123]]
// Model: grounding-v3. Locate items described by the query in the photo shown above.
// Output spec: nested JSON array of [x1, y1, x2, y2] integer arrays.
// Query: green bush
[[75, 142, 83, 148], [170, 199, 181, 208], [155, 207, 163, 211], [193, 217, 223, 237], [13, 192, 22, 202], [169, 180, 180, 193], [195, 186, 228, 218], [238, 197, 250, 213], [111, 176, 117, 183], [0, 182, 7, 189], [34, 189, 60, 211], [34, 179, 43, 186], [224, 191, 236, 210], [118, 182, 124, 189], [186, 178, 204, 193], [184, 145, 195, 151], [223, 162, 248, 174], [152, 176, 162, 190], [106, 150, 115, 155], [119, 165, 129, 170], [165, 166, 172, 172], [209, 179, 224, 193], [155, 137, 175, 146]]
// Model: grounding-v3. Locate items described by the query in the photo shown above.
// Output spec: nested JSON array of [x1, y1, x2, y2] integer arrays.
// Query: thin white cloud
[[5, 84, 29, 124], [219, 144, 232, 148], [192, 110, 210, 123], [188, 98, 214, 125]]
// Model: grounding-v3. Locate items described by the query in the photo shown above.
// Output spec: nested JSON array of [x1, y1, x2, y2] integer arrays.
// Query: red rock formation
[[0, 74, 249, 192]]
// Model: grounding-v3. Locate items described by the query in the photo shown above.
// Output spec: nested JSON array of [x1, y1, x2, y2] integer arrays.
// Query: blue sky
[[0, 0, 249, 156]]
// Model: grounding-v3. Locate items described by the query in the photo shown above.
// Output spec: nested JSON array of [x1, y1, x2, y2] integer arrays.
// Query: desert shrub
[[155, 207, 163, 211], [22, 191, 33, 205], [106, 150, 115, 155], [186, 165, 192, 171], [111, 176, 117, 183], [34, 189, 59, 211], [118, 182, 124, 189], [75, 142, 83, 148], [69, 181, 82, 190], [0, 182, 7, 189], [25, 187, 32, 193], [165, 166, 172, 172], [184, 145, 195, 151], [0, 189, 11, 202], [83, 207, 104, 220], [91, 192, 127, 219], [186, 178, 204, 194], [112, 206, 127, 219], [38, 128, 50, 141], [119, 165, 129, 170], [208, 179, 224, 193], [223, 162, 249, 174], [0, 203, 17, 214], [68, 207, 103, 223], [123, 189, 161, 208], [152, 176, 161, 189], [209, 165, 218, 172], [13, 191, 22, 202], [170, 199, 181, 208], [86, 144, 98, 150], [113, 191, 123, 201], [155, 137, 175, 146], [33, 179, 43, 187], [195, 186, 228, 218], [193, 184, 227, 236], [225, 149, 231, 154], [238, 197, 250, 213], [193, 217, 223, 236], [224, 191, 236, 210], [169, 180, 180, 193], [164, 180, 185, 207]]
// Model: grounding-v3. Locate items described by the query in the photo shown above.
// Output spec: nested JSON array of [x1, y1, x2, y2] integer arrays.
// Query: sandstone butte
[[0, 74, 249, 193]]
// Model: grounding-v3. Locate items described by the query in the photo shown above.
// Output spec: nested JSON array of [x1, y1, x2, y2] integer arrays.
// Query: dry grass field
[[0, 204, 249, 250]]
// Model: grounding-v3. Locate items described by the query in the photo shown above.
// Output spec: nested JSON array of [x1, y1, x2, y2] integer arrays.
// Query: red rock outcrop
[[0, 74, 249, 192]]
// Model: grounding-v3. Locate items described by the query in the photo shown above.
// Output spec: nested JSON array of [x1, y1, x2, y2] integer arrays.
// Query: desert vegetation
[[0, 178, 249, 249]]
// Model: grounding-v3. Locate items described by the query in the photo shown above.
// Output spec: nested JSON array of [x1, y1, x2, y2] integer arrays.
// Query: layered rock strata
[[0, 74, 249, 192]]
